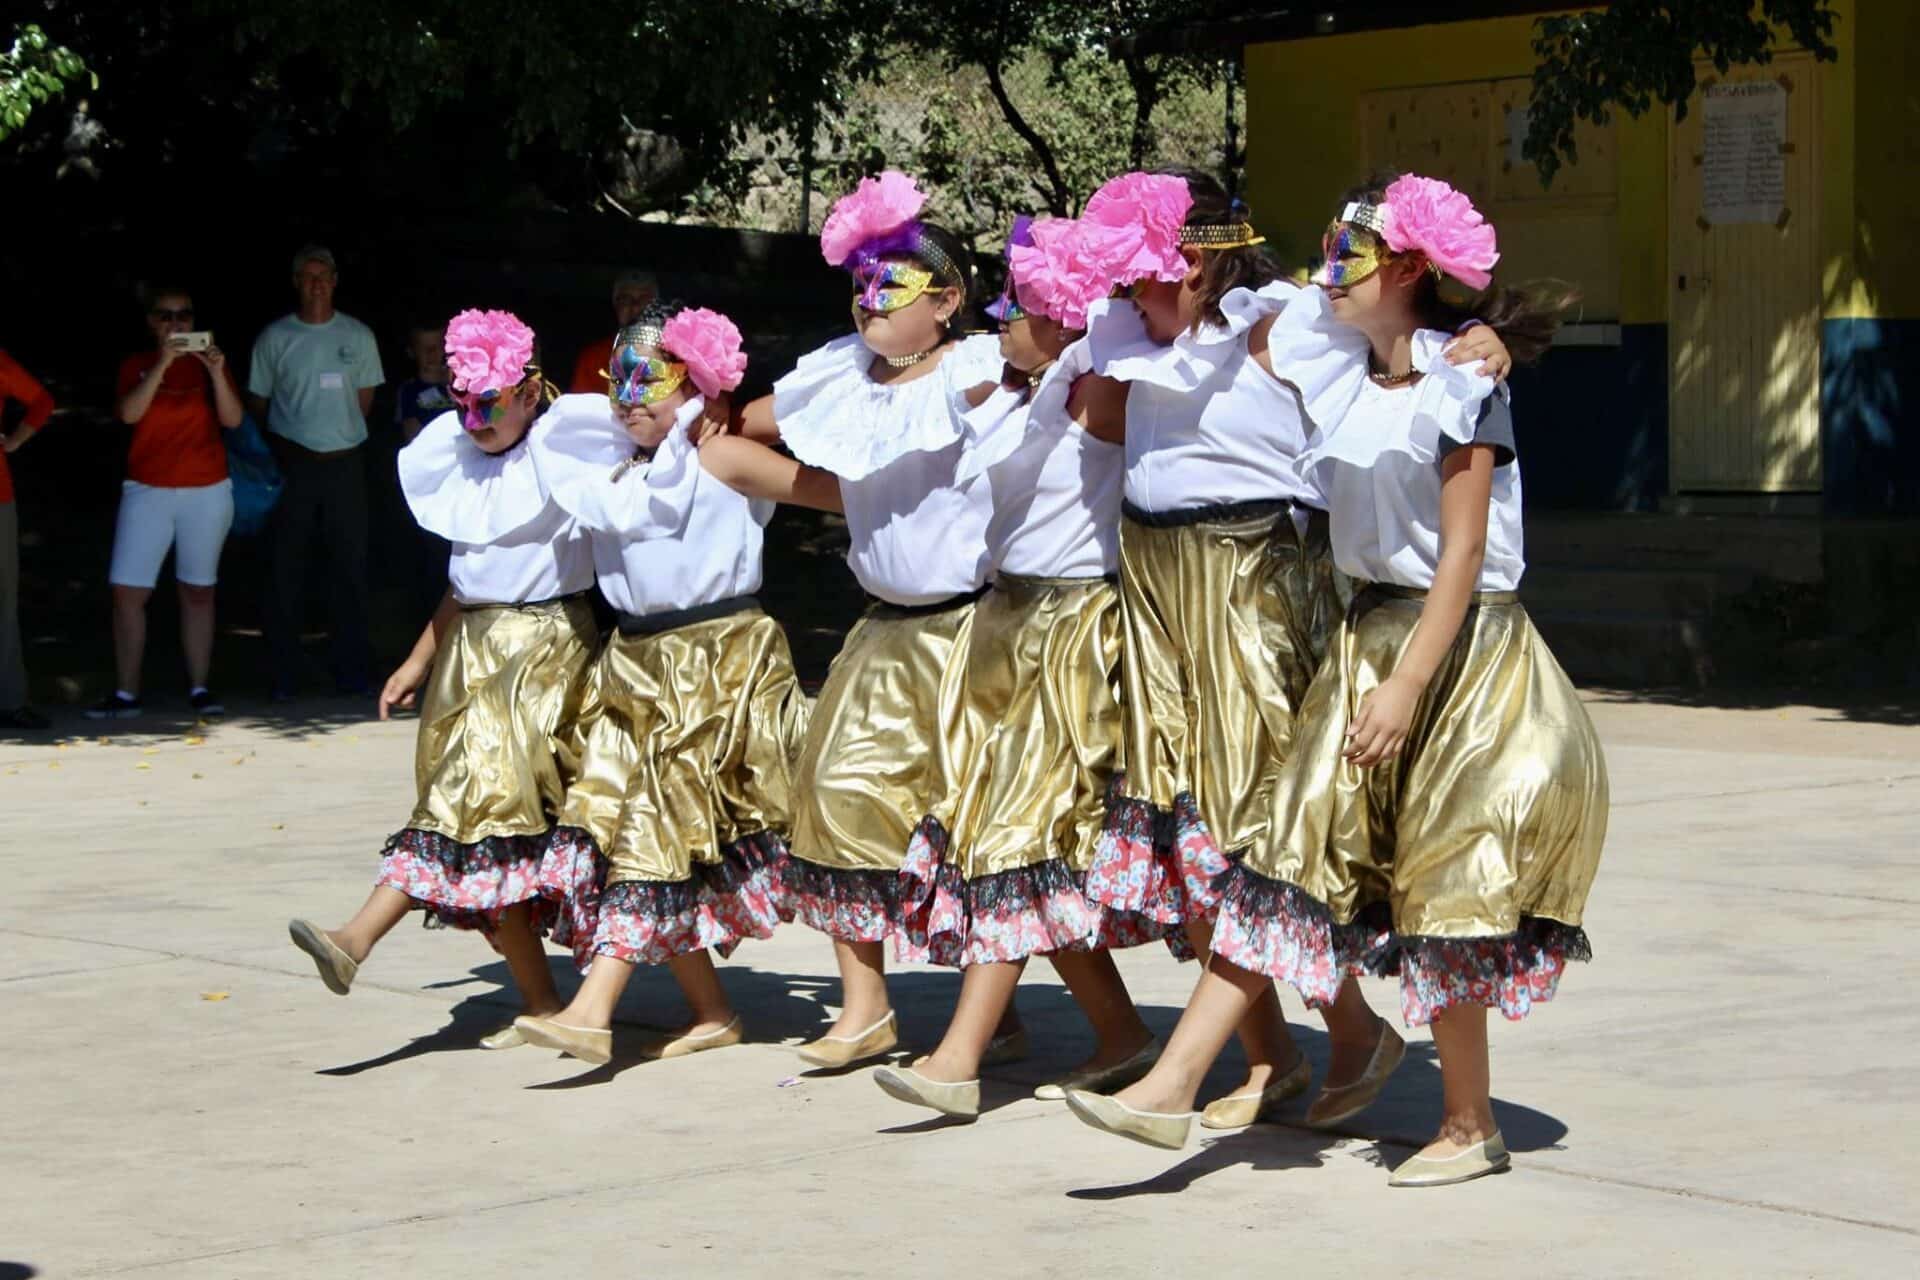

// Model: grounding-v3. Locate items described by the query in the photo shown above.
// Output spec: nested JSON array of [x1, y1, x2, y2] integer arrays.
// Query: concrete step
[[1525, 513, 1824, 583], [1520, 564, 1722, 620], [1528, 607, 1711, 688]]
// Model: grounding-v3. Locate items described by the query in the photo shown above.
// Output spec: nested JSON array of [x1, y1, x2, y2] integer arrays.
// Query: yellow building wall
[[1847, 0, 1920, 319], [1242, 5, 1896, 326]]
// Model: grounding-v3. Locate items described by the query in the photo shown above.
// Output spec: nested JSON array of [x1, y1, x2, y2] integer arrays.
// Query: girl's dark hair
[[1153, 166, 1281, 331], [1338, 174, 1579, 367], [913, 221, 974, 340]]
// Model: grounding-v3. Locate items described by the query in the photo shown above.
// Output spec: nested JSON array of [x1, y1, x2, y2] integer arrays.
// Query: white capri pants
[[108, 479, 235, 589]]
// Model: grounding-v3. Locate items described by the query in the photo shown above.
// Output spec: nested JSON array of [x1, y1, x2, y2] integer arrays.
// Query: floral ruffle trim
[[1084, 776, 1228, 933], [375, 827, 553, 934], [776, 853, 902, 944], [1210, 864, 1592, 1027], [892, 818, 1095, 966], [538, 826, 785, 971]]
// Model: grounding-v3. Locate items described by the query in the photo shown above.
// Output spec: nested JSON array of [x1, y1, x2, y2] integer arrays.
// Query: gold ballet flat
[[287, 919, 357, 996], [1307, 1019, 1407, 1128], [1033, 1038, 1162, 1103], [479, 1024, 528, 1051], [1388, 1132, 1510, 1188], [980, 1028, 1030, 1068], [1063, 1088, 1193, 1150], [795, 1011, 899, 1070], [514, 1015, 613, 1066], [873, 1064, 981, 1118], [638, 1015, 745, 1061], [1198, 1053, 1313, 1130]]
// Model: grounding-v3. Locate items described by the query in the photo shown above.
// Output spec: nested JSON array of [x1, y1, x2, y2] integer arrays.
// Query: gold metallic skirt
[[936, 575, 1121, 878], [893, 576, 1165, 965], [783, 593, 979, 942], [406, 596, 598, 843], [375, 596, 597, 932], [540, 605, 810, 969], [1086, 502, 1345, 926], [1215, 584, 1609, 1025]]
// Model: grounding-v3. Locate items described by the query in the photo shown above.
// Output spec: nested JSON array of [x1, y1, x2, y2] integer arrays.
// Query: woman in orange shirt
[[90, 288, 244, 719], [0, 348, 55, 729]]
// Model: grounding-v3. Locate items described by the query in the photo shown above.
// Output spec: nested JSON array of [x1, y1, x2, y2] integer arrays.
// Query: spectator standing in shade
[[88, 287, 244, 720], [392, 321, 453, 615], [567, 271, 656, 394], [247, 245, 384, 700], [0, 349, 55, 730]]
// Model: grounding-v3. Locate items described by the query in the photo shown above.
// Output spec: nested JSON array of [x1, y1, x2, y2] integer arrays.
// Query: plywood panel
[[1667, 54, 1821, 492], [1359, 84, 1491, 200], [1490, 77, 1617, 202]]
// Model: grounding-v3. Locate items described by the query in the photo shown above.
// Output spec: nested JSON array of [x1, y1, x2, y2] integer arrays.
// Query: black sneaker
[[189, 689, 226, 717], [84, 693, 143, 720]]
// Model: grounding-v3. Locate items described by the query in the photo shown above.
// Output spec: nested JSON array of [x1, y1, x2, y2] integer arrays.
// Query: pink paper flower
[[1380, 175, 1500, 290], [445, 309, 535, 396], [1080, 172, 1193, 285], [819, 170, 928, 267], [660, 307, 748, 398], [1010, 217, 1131, 330]]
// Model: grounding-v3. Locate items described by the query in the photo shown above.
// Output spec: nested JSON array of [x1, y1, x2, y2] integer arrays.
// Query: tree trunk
[[1124, 56, 1161, 170]]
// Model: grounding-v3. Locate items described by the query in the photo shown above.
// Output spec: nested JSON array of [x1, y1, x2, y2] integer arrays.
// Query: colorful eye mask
[[1310, 222, 1390, 288], [985, 288, 1027, 324], [450, 383, 514, 434], [852, 260, 936, 313], [605, 349, 689, 408]]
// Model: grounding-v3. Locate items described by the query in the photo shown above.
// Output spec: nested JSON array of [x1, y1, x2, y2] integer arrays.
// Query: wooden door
[[1668, 52, 1821, 492]]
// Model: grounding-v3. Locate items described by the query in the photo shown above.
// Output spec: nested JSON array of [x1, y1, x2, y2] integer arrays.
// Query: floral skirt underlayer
[[1088, 502, 1345, 937], [893, 575, 1166, 967], [536, 605, 809, 969], [1213, 584, 1609, 1025], [375, 596, 597, 932]]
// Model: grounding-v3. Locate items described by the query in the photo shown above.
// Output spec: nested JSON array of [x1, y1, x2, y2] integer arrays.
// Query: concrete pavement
[[2, 695, 1917, 1278]]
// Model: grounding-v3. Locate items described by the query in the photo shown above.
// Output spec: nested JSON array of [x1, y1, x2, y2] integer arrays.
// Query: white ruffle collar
[[397, 407, 553, 544], [953, 336, 1092, 485], [1084, 280, 1368, 431], [1300, 329, 1505, 472], [539, 393, 706, 539], [772, 331, 1005, 480]]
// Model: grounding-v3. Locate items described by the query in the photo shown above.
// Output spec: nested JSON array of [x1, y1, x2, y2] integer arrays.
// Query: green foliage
[[1, 22, 93, 142], [1526, 0, 1838, 183], [885, 0, 1241, 215]]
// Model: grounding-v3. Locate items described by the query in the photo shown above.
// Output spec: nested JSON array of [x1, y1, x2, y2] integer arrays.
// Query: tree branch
[[981, 51, 1072, 215]]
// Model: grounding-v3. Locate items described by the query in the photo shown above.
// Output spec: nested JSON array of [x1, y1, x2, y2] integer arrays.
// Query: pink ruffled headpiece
[[1009, 218, 1131, 330], [1374, 175, 1500, 290], [819, 170, 927, 268], [1080, 172, 1193, 286], [445, 309, 536, 396], [659, 307, 748, 399]]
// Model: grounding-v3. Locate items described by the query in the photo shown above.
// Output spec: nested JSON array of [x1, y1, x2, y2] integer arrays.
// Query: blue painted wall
[[1823, 318, 1920, 515], [1510, 325, 1670, 512]]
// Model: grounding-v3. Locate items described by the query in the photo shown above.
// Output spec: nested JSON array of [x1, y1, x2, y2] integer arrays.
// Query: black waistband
[[1121, 498, 1319, 528], [616, 594, 760, 636], [864, 582, 991, 619], [460, 590, 590, 613]]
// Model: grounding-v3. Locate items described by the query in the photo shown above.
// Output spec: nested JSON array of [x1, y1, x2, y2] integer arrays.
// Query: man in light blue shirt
[[247, 245, 385, 700]]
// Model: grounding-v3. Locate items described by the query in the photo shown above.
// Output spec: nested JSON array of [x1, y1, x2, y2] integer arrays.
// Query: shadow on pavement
[[1066, 1128, 1330, 1200]]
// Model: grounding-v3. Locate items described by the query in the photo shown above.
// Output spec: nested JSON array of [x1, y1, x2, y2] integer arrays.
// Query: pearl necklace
[[883, 345, 941, 369], [1367, 360, 1420, 387]]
